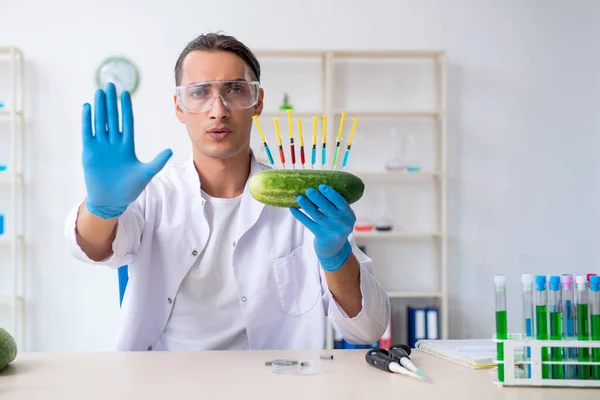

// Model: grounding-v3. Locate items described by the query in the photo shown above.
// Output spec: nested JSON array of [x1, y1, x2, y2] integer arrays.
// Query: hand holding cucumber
[[248, 169, 365, 272], [290, 184, 356, 272]]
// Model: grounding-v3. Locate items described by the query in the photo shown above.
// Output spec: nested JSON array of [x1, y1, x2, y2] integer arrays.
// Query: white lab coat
[[64, 152, 391, 351]]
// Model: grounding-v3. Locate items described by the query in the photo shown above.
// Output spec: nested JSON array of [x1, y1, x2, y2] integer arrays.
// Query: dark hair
[[174, 32, 261, 86]]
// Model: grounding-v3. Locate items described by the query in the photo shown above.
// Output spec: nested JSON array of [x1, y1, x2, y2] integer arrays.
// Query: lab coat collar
[[236, 150, 268, 243], [181, 149, 268, 241], [181, 149, 264, 196]]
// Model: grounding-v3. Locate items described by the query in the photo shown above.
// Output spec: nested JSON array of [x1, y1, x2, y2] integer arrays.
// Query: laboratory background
[[0, 0, 599, 354]]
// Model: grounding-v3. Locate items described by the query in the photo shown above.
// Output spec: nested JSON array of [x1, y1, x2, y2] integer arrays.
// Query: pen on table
[[365, 349, 423, 381], [388, 344, 427, 380]]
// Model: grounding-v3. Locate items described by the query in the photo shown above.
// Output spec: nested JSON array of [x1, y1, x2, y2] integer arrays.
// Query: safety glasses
[[175, 80, 260, 113]]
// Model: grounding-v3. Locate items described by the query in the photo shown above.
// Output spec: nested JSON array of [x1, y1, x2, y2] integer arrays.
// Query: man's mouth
[[208, 127, 232, 140]]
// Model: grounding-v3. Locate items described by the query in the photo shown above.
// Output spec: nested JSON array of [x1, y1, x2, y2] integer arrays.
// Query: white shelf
[[0, 47, 23, 56], [0, 295, 24, 305], [0, 109, 24, 119], [352, 170, 439, 180], [259, 111, 438, 119], [0, 235, 24, 245], [0, 172, 24, 183], [251, 49, 448, 350], [353, 231, 439, 239], [0, 45, 26, 350], [333, 50, 444, 59], [255, 50, 324, 58], [387, 291, 442, 299], [255, 50, 444, 59], [334, 110, 439, 118], [259, 110, 323, 118]]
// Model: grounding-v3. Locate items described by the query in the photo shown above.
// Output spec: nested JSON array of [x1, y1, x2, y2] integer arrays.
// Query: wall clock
[[96, 56, 140, 95]]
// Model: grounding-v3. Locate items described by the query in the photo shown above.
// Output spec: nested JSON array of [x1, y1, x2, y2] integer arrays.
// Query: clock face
[[96, 56, 139, 95]]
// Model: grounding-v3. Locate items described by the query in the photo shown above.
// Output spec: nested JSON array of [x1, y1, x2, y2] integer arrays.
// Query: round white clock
[[96, 56, 140, 95]]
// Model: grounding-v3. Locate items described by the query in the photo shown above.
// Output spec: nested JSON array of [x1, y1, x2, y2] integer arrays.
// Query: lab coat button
[[241, 296, 247, 302], [147, 346, 152, 351], [167, 297, 172, 304], [192, 250, 199, 256], [232, 241, 236, 247]]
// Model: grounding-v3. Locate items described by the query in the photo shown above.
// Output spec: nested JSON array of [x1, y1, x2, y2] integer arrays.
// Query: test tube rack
[[493, 333, 600, 388]]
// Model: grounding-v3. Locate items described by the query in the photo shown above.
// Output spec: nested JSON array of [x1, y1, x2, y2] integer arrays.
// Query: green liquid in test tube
[[549, 275, 563, 379], [535, 275, 550, 379], [576, 274, 591, 379], [494, 274, 508, 382], [589, 275, 600, 380], [560, 274, 577, 380], [522, 274, 534, 379]]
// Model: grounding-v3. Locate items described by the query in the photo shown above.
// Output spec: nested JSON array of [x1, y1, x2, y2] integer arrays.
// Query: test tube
[[549, 276, 563, 379], [535, 275, 550, 379], [494, 274, 508, 382], [590, 275, 600, 379], [576, 274, 590, 379], [560, 274, 577, 379], [522, 274, 534, 378]]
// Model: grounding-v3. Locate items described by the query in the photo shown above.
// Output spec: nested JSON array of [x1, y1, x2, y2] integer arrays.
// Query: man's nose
[[208, 95, 230, 120]]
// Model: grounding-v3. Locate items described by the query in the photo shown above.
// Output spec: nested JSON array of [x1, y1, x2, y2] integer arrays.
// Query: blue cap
[[535, 275, 547, 291], [591, 276, 600, 292], [549, 275, 560, 291]]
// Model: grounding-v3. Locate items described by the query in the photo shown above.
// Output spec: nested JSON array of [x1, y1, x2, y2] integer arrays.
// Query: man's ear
[[253, 87, 265, 116], [174, 94, 185, 123]]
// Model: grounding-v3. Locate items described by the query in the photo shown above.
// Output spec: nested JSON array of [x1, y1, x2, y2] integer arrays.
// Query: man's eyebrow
[[184, 78, 249, 85]]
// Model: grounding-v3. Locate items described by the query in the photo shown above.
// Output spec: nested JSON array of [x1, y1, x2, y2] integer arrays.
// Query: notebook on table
[[414, 339, 497, 369]]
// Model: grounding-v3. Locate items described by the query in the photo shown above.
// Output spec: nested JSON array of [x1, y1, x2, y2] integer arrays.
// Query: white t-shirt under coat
[[159, 190, 248, 350]]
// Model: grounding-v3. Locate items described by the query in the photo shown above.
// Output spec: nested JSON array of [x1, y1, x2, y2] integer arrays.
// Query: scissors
[[365, 344, 427, 381]]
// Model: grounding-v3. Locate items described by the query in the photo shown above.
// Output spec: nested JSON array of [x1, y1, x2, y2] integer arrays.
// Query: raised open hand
[[82, 82, 172, 219]]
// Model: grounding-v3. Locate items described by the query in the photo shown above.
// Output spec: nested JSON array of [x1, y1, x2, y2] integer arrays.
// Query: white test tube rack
[[493, 333, 600, 388]]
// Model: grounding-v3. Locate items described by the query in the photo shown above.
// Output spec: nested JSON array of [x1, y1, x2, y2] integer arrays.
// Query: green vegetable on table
[[0, 327, 17, 371]]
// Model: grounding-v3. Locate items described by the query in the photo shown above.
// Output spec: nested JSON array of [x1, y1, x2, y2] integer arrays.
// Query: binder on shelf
[[407, 306, 427, 348], [426, 307, 439, 339]]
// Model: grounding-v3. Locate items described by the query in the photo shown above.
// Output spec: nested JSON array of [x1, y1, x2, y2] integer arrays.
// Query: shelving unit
[[252, 49, 447, 349], [0, 46, 26, 349]]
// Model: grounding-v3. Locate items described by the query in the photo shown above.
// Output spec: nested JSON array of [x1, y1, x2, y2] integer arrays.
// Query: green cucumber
[[249, 169, 365, 208], [0, 328, 17, 371]]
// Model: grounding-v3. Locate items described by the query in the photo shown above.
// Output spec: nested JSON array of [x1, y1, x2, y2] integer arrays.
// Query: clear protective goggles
[[175, 80, 260, 113]]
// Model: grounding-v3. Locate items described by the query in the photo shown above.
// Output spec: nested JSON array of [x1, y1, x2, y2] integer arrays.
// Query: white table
[[1, 349, 598, 399]]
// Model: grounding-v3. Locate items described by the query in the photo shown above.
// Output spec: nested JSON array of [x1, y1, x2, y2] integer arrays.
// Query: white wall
[[0, 0, 599, 351]]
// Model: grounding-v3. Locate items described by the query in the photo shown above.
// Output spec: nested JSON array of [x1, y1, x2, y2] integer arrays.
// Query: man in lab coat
[[65, 32, 390, 351]]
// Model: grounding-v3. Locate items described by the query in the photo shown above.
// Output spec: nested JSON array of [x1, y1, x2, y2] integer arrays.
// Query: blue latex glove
[[82, 83, 172, 219], [290, 184, 356, 272]]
